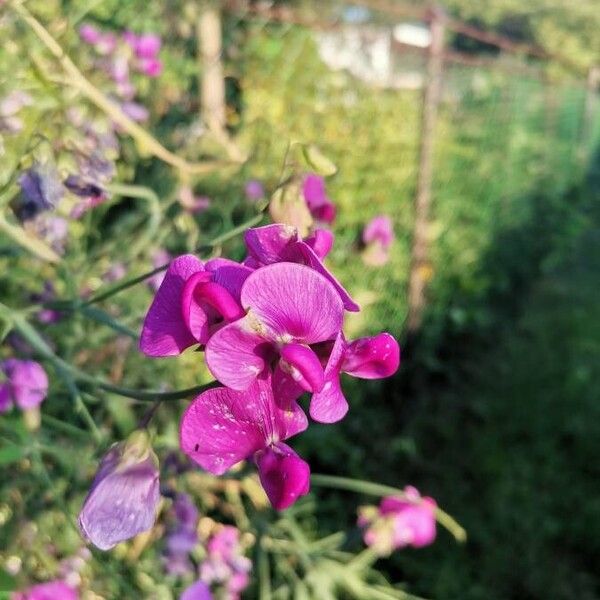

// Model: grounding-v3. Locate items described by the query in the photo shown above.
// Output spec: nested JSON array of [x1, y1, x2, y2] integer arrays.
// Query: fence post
[[407, 6, 446, 332]]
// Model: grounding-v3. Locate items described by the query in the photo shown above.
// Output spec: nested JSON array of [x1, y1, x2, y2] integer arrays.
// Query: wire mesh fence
[[222, 1, 597, 339]]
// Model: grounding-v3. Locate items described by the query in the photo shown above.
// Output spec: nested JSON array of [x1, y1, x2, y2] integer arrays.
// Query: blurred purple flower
[[302, 173, 336, 225], [0, 359, 48, 413], [362, 215, 394, 266], [79, 24, 101, 45], [16, 163, 64, 222], [180, 581, 212, 600], [179, 186, 211, 213], [78, 430, 160, 550], [137, 57, 163, 77], [244, 179, 265, 201], [103, 262, 127, 283], [120, 101, 149, 122], [12, 580, 78, 600], [163, 493, 199, 575], [148, 249, 171, 292]]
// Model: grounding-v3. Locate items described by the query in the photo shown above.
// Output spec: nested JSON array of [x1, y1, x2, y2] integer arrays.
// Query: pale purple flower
[[199, 526, 251, 599], [243, 224, 358, 311], [244, 179, 265, 201], [140, 255, 251, 356], [31, 216, 69, 255], [180, 375, 309, 510], [0, 90, 33, 133], [11, 580, 78, 600], [179, 186, 211, 213], [309, 332, 400, 423], [180, 581, 212, 600], [302, 173, 336, 225], [358, 486, 437, 555], [120, 101, 149, 122], [78, 430, 160, 550], [205, 262, 344, 393], [103, 262, 127, 283], [81, 26, 117, 55], [16, 163, 64, 222], [362, 215, 394, 266], [0, 359, 48, 413], [163, 493, 199, 575]]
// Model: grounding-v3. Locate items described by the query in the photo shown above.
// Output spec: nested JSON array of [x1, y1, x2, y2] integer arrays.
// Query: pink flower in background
[[78, 430, 160, 550], [180, 375, 310, 510], [180, 581, 212, 600], [199, 526, 251, 599], [0, 359, 48, 413], [205, 262, 344, 393], [148, 249, 171, 292], [179, 186, 211, 213], [302, 173, 336, 225], [244, 179, 265, 201], [358, 486, 437, 555], [79, 24, 102, 45], [12, 581, 78, 600], [362, 215, 394, 266], [163, 493, 199, 575]]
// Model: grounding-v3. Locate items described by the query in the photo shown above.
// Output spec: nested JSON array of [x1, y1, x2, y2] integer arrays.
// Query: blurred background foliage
[[0, 0, 599, 598]]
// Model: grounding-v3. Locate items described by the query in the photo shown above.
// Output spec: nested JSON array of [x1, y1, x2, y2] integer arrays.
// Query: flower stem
[[311, 474, 467, 543]]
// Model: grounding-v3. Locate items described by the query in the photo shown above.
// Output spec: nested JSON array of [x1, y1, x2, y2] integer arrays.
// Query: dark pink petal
[[311, 201, 336, 225], [309, 333, 349, 423], [302, 174, 327, 209], [180, 378, 308, 475], [280, 242, 359, 312], [343, 333, 400, 379], [205, 321, 267, 390], [255, 443, 310, 510], [140, 255, 204, 356], [280, 343, 325, 393], [208, 259, 253, 301], [181, 271, 213, 342], [1, 359, 48, 410], [244, 224, 298, 265], [241, 263, 344, 342], [304, 229, 334, 258]]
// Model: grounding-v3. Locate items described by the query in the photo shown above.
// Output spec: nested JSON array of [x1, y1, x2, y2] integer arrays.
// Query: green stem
[[311, 474, 467, 543]]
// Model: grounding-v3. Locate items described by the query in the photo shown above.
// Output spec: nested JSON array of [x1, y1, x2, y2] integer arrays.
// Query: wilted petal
[[180, 377, 307, 475], [205, 320, 267, 391], [309, 333, 348, 423], [244, 224, 298, 265], [78, 431, 160, 551], [255, 443, 310, 510], [342, 333, 400, 379], [280, 242, 359, 312], [180, 580, 213, 600], [1, 359, 48, 410], [241, 263, 344, 343], [140, 255, 204, 356]]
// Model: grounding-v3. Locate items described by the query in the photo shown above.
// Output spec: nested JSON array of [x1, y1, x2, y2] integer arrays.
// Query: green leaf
[[0, 445, 27, 466]]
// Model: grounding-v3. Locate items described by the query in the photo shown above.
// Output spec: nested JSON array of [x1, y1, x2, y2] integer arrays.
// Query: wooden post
[[198, 4, 227, 132], [407, 6, 446, 332]]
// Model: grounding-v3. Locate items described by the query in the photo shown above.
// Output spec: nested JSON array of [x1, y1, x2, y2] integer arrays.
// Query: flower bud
[[78, 430, 160, 550]]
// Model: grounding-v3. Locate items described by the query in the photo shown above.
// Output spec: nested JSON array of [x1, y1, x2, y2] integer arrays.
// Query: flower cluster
[[358, 486, 437, 555], [140, 224, 400, 509]]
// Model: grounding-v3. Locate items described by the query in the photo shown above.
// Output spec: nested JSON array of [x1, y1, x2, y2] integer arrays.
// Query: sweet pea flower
[[0, 359, 48, 413], [12, 580, 78, 600], [205, 262, 344, 393], [78, 430, 160, 550], [180, 581, 212, 600], [180, 375, 310, 510], [309, 331, 400, 423], [163, 493, 199, 575], [140, 255, 251, 356], [243, 224, 358, 311], [244, 179, 265, 201], [302, 173, 336, 225], [362, 215, 394, 266], [199, 526, 252, 599], [125, 32, 162, 60], [358, 486, 437, 555]]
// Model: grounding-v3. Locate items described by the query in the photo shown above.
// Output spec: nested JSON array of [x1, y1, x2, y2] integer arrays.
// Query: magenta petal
[[304, 229, 334, 258], [205, 320, 267, 390], [244, 224, 298, 265], [13, 581, 78, 600], [280, 343, 325, 393], [302, 174, 327, 208], [241, 263, 344, 342], [280, 242, 359, 312], [207, 259, 253, 301], [309, 333, 349, 423], [180, 580, 213, 600], [140, 255, 204, 356], [255, 443, 310, 510], [180, 378, 308, 475], [193, 282, 245, 322], [181, 271, 213, 342], [271, 364, 305, 410], [342, 333, 400, 379], [1, 359, 48, 410]]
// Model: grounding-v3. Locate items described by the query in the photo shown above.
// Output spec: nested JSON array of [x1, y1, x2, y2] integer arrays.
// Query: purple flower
[[362, 215, 394, 266], [180, 375, 309, 510], [358, 486, 437, 555], [140, 255, 251, 356], [180, 581, 212, 600], [80, 25, 117, 55], [79, 24, 101, 45], [120, 101, 149, 122], [78, 430, 160, 550], [11, 580, 78, 600], [244, 179, 265, 201], [125, 32, 161, 60], [0, 359, 48, 413], [137, 57, 163, 77], [16, 163, 64, 222], [163, 493, 199, 575], [179, 186, 211, 213], [205, 262, 344, 393], [243, 224, 358, 311], [309, 332, 400, 423], [199, 526, 251, 599], [302, 173, 336, 225]]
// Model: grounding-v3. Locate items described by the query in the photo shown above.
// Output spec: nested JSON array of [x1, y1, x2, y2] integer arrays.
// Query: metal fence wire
[[221, 1, 598, 338]]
